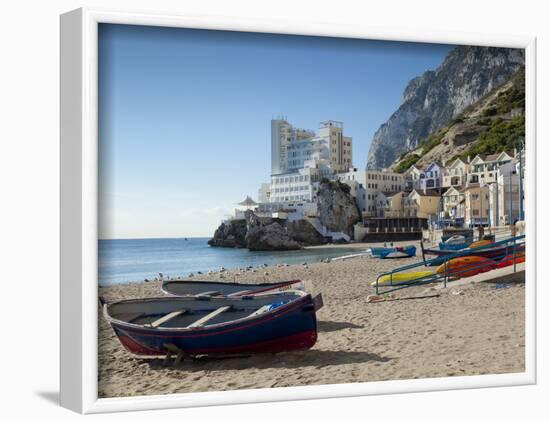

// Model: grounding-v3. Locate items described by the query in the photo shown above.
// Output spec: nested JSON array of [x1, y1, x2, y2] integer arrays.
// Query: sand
[[98, 244, 525, 398]]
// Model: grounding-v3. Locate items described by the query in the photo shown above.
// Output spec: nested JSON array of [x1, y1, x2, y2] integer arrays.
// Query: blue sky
[[98, 24, 454, 239]]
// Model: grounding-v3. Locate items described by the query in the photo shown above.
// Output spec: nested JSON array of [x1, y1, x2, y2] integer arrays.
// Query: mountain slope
[[391, 66, 525, 172], [366, 46, 524, 169]]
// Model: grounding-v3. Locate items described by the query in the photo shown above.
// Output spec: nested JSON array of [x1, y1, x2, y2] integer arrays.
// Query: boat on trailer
[[161, 279, 304, 297], [102, 291, 322, 358]]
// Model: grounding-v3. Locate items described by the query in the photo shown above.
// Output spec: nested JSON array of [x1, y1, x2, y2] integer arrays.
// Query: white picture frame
[[60, 7, 537, 414]]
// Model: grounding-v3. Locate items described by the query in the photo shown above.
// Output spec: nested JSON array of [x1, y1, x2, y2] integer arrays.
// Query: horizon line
[[99, 235, 211, 241]]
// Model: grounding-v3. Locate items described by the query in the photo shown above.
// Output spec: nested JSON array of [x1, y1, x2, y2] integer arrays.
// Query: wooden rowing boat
[[102, 291, 320, 357], [161, 279, 304, 297]]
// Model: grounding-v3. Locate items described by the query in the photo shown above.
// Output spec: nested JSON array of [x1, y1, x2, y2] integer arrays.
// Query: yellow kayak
[[370, 270, 435, 286]]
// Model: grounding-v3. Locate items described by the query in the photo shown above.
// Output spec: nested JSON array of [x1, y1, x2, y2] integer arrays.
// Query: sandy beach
[[98, 245, 525, 398]]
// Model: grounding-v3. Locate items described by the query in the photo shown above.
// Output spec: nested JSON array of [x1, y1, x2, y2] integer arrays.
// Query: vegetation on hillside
[[392, 66, 525, 171], [451, 115, 525, 162], [419, 129, 448, 155], [395, 154, 421, 173]]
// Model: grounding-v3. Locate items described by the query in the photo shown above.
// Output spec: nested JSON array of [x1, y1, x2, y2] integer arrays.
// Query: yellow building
[[403, 189, 440, 219]]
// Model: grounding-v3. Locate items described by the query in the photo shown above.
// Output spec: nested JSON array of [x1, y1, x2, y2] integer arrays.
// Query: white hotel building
[[257, 117, 405, 222], [266, 118, 353, 203]]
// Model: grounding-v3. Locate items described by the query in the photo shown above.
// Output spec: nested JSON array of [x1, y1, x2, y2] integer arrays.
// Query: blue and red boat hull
[[107, 294, 318, 356]]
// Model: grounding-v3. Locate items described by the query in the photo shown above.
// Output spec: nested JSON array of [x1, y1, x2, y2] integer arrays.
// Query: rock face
[[286, 219, 327, 246], [244, 211, 301, 251], [316, 181, 361, 237], [392, 66, 525, 170], [209, 183, 360, 249], [367, 46, 524, 169], [207, 219, 247, 248]]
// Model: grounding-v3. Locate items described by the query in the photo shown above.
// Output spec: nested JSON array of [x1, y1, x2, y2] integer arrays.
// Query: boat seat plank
[[195, 290, 222, 297], [248, 305, 271, 318], [148, 309, 188, 328], [118, 312, 146, 323], [228, 290, 252, 296], [187, 306, 231, 328]]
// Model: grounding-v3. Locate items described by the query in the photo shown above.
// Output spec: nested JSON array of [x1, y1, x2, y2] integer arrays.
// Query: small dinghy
[[439, 235, 468, 251], [368, 245, 416, 259], [102, 291, 322, 357], [161, 279, 304, 297]]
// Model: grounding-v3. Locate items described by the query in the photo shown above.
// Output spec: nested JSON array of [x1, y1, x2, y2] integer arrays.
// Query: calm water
[[99, 238, 361, 286]]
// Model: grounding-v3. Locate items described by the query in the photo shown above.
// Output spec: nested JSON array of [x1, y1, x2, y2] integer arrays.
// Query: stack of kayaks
[[373, 243, 525, 288], [435, 255, 495, 278], [101, 278, 323, 359]]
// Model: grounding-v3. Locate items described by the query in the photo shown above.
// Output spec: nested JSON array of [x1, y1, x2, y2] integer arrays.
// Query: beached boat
[[371, 270, 435, 286], [161, 279, 304, 297], [438, 235, 469, 251], [368, 245, 416, 259], [102, 291, 320, 357]]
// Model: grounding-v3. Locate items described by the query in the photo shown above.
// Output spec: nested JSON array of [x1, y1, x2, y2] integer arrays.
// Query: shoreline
[[305, 239, 421, 250], [101, 240, 420, 287], [99, 254, 525, 398]]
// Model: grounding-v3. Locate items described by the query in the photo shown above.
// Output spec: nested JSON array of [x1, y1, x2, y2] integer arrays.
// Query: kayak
[[493, 252, 525, 269], [371, 270, 435, 286], [436, 256, 495, 278], [468, 239, 493, 249]]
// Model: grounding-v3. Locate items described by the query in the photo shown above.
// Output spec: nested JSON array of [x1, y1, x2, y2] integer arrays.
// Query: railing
[[373, 234, 525, 295]]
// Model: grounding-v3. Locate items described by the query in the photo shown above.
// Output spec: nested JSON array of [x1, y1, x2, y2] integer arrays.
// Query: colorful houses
[[467, 152, 513, 186], [256, 118, 524, 241]]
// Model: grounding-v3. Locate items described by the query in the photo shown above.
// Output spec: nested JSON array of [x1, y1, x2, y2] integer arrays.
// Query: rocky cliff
[[366, 46, 524, 169], [209, 181, 360, 249], [208, 210, 326, 250], [391, 66, 525, 171], [208, 218, 247, 248], [244, 211, 302, 251], [316, 180, 361, 237]]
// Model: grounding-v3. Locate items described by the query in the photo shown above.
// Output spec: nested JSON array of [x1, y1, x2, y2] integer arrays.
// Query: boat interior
[[105, 292, 303, 329], [161, 281, 281, 297]]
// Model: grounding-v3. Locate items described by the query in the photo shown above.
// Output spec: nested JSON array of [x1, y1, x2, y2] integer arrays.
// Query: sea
[[99, 237, 361, 286]]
